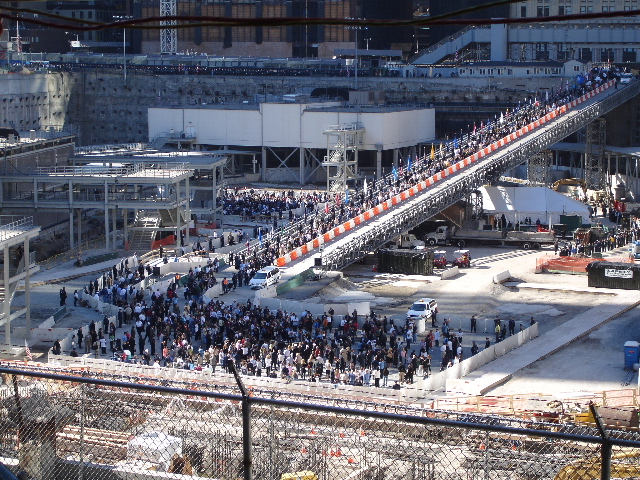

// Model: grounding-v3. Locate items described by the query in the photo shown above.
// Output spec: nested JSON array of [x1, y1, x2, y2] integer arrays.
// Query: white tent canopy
[[480, 186, 590, 226]]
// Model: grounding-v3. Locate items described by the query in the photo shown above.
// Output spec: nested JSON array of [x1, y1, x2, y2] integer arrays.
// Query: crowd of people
[[67, 253, 544, 390]]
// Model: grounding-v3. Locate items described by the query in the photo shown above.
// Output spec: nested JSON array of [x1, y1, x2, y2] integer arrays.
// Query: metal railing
[[0, 216, 35, 242], [35, 162, 192, 178], [1, 365, 639, 480], [74, 143, 149, 155]]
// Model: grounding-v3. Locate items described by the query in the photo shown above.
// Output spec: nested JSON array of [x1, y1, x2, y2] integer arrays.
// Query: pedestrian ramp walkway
[[443, 287, 640, 396]]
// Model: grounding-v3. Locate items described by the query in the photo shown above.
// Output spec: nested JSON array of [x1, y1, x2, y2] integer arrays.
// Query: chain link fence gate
[[1, 364, 640, 480]]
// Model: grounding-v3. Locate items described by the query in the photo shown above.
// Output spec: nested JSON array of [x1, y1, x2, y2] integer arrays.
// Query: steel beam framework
[[527, 150, 552, 186], [160, 0, 177, 54], [465, 190, 483, 223], [584, 118, 607, 191], [322, 82, 640, 271]]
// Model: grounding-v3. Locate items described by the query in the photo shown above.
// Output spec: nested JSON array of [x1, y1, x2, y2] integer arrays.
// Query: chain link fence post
[[590, 402, 612, 480], [230, 361, 253, 480], [78, 373, 86, 480]]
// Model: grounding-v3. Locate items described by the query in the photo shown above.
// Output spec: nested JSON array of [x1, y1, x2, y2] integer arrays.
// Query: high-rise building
[[140, 0, 413, 58], [413, 0, 640, 65]]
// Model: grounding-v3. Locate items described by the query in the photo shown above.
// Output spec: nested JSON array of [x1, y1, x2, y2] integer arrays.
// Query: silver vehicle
[[249, 266, 281, 289]]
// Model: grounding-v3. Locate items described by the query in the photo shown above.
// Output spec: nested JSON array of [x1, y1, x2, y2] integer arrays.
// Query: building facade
[[139, 0, 413, 58]]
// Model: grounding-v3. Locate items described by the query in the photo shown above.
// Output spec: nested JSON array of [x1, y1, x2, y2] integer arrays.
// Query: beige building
[[510, 0, 639, 17]]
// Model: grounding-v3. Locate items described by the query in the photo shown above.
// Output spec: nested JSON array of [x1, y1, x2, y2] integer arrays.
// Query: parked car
[[249, 266, 282, 289]]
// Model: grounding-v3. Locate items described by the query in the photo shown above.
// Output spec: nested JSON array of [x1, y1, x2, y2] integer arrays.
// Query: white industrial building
[[148, 99, 436, 186]]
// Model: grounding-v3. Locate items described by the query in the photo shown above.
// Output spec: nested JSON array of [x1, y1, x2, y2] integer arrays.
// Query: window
[[520, 5, 527, 16], [601, 48, 615, 63], [559, 4, 572, 15], [88, 11, 92, 19], [579, 48, 592, 61], [536, 43, 549, 61], [557, 44, 570, 61], [623, 48, 636, 62], [507, 69, 513, 75], [574, 65, 581, 72], [537, 5, 550, 16]]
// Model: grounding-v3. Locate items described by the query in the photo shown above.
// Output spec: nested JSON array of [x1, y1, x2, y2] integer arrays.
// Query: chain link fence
[[1, 364, 640, 480]]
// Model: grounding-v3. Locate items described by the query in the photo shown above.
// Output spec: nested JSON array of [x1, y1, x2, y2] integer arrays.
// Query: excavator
[[552, 178, 588, 201]]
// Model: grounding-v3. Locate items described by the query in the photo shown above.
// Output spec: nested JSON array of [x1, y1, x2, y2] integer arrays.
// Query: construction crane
[[160, 0, 177, 54]]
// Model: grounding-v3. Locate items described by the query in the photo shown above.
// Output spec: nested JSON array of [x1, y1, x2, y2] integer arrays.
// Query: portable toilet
[[624, 341, 640, 369]]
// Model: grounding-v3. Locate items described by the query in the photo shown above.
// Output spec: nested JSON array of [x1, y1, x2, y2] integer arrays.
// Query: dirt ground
[[318, 244, 609, 338]]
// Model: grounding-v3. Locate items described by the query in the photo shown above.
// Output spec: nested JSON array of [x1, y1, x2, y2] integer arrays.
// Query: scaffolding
[[584, 118, 607, 191], [527, 150, 553, 186], [464, 190, 484, 222], [322, 122, 364, 193]]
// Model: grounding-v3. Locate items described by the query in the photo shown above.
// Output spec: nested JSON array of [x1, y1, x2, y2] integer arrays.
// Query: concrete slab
[[450, 287, 640, 395]]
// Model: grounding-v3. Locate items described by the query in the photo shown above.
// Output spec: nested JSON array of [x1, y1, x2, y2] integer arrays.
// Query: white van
[[249, 266, 281, 289], [620, 73, 634, 84], [406, 298, 438, 321]]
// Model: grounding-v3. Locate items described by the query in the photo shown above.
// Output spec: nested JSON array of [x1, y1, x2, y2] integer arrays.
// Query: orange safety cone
[[348, 457, 357, 464], [360, 430, 366, 436], [311, 429, 317, 435], [335, 448, 342, 457], [339, 432, 345, 438], [301, 447, 308, 454], [479, 442, 486, 450], [511, 443, 517, 451]]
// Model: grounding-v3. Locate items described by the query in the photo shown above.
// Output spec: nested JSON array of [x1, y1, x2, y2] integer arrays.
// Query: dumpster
[[624, 341, 640, 369], [586, 262, 640, 290]]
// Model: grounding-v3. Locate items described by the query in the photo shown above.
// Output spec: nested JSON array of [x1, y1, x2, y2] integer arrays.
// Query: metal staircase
[[128, 210, 160, 252], [320, 81, 640, 271], [322, 123, 364, 193]]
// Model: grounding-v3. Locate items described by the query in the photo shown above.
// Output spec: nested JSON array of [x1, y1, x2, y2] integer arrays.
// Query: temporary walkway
[[273, 79, 640, 278]]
